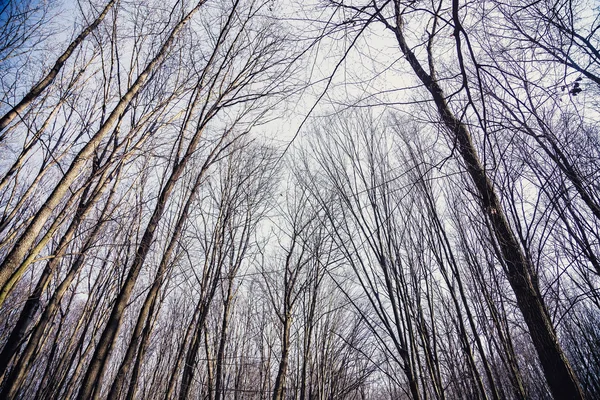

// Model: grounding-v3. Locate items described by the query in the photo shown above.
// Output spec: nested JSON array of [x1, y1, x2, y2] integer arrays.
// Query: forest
[[0, 0, 599, 399]]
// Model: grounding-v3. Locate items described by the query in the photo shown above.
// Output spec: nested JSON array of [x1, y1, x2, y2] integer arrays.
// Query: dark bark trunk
[[272, 313, 291, 400], [214, 282, 234, 400], [390, 7, 584, 398]]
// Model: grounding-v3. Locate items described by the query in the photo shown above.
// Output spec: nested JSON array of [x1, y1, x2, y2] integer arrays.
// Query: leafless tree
[[1, 0, 599, 399]]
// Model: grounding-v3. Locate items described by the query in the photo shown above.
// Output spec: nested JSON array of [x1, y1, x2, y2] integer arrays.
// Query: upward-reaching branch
[[0, 0, 117, 138]]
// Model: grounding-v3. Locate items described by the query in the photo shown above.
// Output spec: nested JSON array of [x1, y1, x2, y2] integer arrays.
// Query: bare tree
[[2, 1, 599, 399], [0, 0, 116, 136], [317, 2, 585, 398]]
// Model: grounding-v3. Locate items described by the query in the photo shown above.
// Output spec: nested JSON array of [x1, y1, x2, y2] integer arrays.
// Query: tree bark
[[0, 161, 114, 380], [214, 280, 234, 400], [272, 312, 291, 400], [389, 5, 584, 399]]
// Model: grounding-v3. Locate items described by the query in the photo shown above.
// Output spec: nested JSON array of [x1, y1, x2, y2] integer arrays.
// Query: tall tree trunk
[[421, 177, 501, 400], [272, 312, 291, 400], [388, 4, 584, 398], [204, 328, 215, 400], [122, 298, 162, 400], [0, 178, 84, 306], [163, 302, 203, 400], [0, 95, 66, 193], [0, 161, 114, 379], [299, 283, 318, 400], [214, 280, 234, 400], [78, 159, 190, 399], [176, 259, 224, 400]]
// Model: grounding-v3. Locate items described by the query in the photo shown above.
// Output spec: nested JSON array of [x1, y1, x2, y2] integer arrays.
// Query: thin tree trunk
[[78, 160, 189, 399], [204, 328, 215, 400], [177, 252, 225, 400], [299, 282, 318, 400], [59, 285, 116, 400], [0, 96, 65, 193], [0, 150, 70, 247], [421, 178, 501, 400], [0, 181, 83, 306], [0, 161, 114, 379], [122, 297, 162, 400], [462, 233, 528, 400], [163, 301, 204, 400], [32, 287, 78, 400]]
